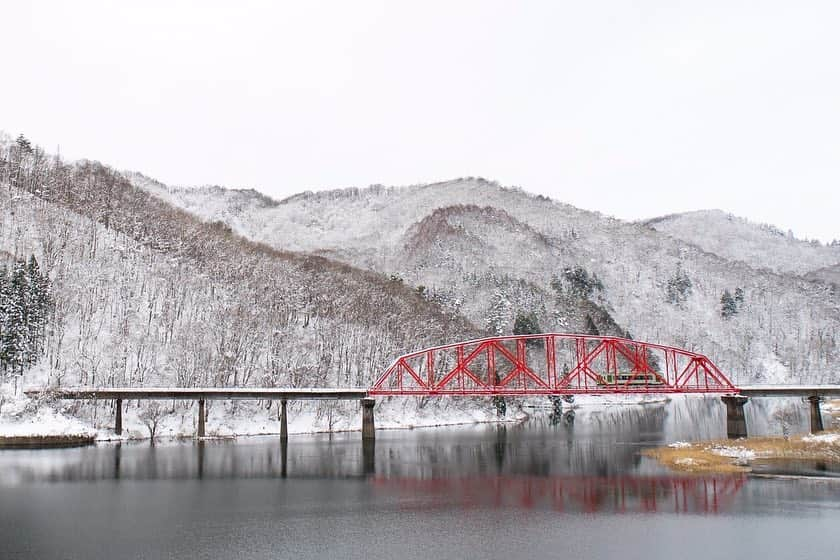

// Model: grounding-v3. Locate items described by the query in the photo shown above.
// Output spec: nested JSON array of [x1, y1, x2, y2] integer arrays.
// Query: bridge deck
[[24, 385, 840, 400], [737, 385, 840, 398], [25, 388, 370, 400]]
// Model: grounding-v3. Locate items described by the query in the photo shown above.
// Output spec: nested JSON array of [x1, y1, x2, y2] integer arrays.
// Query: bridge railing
[[369, 333, 736, 396]]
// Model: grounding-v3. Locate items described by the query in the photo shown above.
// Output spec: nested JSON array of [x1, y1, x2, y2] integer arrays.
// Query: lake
[[1, 398, 839, 559]]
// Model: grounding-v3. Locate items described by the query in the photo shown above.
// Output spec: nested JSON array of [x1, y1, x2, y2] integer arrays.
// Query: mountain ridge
[[644, 209, 840, 276], [129, 173, 840, 386]]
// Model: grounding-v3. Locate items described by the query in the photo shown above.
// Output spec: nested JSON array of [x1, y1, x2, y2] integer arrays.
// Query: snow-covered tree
[[665, 263, 692, 306], [486, 289, 511, 335], [0, 256, 52, 376], [720, 290, 738, 319]]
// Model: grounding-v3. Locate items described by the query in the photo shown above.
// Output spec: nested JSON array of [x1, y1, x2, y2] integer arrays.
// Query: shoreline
[[643, 430, 840, 474], [1, 413, 534, 449], [0, 435, 96, 448]]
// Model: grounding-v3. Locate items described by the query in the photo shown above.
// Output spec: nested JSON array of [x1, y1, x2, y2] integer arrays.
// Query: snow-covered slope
[[127, 172, 279, 235], [644, 209, 840, 275], [133, 177, 840, 386], [2, 143, 501, 436], [806, 264, 840, 287]]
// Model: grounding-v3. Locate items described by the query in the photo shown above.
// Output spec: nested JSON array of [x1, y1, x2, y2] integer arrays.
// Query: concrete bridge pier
[[115, 398, 123, 435], [808, 395, 824, 433], [279, 399, 288, 440], [721, 396, 749, 439], [361, 398, 376, 440], [197, 399, 206, 438]]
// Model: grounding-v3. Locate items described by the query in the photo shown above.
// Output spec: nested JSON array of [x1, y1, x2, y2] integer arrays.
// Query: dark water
[[1, 400, 839, 560]]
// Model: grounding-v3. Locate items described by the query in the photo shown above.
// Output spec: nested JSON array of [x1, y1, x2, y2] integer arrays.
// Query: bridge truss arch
[[369, 334, 735, 396]]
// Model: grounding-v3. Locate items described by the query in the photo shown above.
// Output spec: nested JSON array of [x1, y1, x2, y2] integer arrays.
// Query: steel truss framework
[[370, 333, 736, 396]]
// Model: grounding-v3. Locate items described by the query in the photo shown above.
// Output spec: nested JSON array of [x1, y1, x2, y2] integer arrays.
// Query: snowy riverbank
[[644, 430, 840, 473], [1, 383, 678, 444]]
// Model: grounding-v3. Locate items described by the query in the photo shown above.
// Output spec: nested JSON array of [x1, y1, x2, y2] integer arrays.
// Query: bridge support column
[[115, 398, 123, 436], [197, 399, 206, 438], [721, 396, 749, 439], [361, 398, 376, 441], [279, 399, 288, 440], [808, 396, 824, 433]]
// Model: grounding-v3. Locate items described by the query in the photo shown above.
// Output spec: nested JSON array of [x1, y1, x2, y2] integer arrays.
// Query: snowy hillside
[[134, 177, 840, 386], [1, 138, 494, 435], [644, 210, 840, 275], [127, 172, 279, 235], [806, 264, 840, 287]]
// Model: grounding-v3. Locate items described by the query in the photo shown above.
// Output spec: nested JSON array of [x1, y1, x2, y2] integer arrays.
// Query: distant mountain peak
[[643, 209, 839, 275]]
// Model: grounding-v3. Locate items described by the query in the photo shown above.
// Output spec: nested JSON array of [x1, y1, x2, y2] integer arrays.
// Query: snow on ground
[[822, 399, 840, 413], [1, 384, 671, 442], [708, 445, 757, 462], [802, 432, 840, 445], [0, 385, 96, 438]]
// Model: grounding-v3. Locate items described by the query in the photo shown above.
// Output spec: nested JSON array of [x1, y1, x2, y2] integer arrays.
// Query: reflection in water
[[3, 399, 840, 560], [0, 400, 758, 515], [363, 438, 375, 476], [3, 399, 839, 513], [375, 475, 746, 514]]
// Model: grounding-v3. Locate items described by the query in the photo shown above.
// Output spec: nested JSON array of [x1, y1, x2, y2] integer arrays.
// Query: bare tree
[[139, 402, 165, 442], [772, 406, 798, 440]]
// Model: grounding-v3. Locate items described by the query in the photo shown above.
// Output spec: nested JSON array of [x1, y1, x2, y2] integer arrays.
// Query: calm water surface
[[1, 399, 839, 560]]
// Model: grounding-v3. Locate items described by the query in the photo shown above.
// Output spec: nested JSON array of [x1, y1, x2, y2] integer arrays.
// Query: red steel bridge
[[369, 333, 736, 396], [34, 333, 839, 439]]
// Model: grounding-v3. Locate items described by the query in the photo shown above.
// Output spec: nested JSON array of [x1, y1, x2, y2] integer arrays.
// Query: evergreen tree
[[666, 263, 693, 306], [720, 290, 738, 319], [513, 311, 543, 348], [0, 255, 52, 376], [584, 314, 600, 335], [15, 134, 32, 154], [513, 311, 541, 336], [486, 289, 511, 335], [26, 255, 51, 361], [563, 266, 603, 299], [0, 265, 8, 369], [5, 261, 29, 373]]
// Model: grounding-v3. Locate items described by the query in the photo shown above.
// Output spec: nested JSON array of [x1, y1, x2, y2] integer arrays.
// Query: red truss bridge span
[[369, 333, 736, 396]]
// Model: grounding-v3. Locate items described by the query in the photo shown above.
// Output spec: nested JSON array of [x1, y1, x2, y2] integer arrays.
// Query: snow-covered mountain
[[131, 176, 840, 386], [644, 209, 840, 276], [3, 130, 839, 437]]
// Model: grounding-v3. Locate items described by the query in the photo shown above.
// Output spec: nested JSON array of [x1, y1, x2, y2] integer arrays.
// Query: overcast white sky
[[1, 1, 838, 241]]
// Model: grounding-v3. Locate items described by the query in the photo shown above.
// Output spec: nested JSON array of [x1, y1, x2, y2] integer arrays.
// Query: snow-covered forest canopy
[[2, 131, 839, 411]]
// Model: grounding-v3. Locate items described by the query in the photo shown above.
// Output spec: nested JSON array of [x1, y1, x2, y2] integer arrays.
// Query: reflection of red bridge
[[375, 475, 747, 514], [371, 334, 736, 396]]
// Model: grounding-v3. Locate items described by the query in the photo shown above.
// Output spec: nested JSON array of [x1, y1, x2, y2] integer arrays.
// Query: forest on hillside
[[0, 134, 478, 418]]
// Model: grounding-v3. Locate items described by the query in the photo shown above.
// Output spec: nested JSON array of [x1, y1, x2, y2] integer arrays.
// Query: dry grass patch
[[643, 430, 840, 473], [643, 445, 750, 473]]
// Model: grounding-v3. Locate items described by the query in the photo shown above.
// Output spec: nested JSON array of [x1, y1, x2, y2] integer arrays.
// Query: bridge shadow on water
[[0, 401, 767, 514]]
